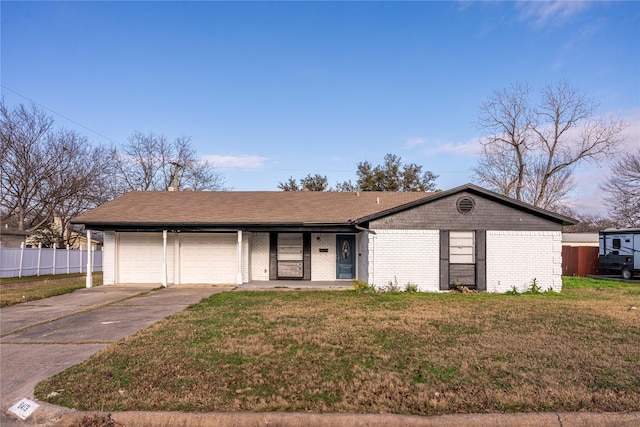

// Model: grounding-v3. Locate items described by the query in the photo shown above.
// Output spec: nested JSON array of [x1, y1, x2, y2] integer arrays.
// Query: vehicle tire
[[622, 268, 633, 280]]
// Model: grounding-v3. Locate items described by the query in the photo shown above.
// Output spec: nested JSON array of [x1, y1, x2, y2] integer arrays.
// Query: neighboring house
[[51, 218, 103, 250], [562, 233, 599, 247], [66, 226, 104, 250], [0, 226, 30, 248], [71, 184, 577, 292]]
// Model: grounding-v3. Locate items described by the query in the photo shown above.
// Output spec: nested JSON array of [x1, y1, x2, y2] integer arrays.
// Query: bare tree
[[1, 102, 54, 229], [475, 83, 532, 201], [562, 212, 618, 233], [111, 131, 225, 193], [474, 80, 627, 210], [54, 146, 117, 247], [601, 152, 640, 227], [109, 131, 167, 192], [0, 101, 113, 240]]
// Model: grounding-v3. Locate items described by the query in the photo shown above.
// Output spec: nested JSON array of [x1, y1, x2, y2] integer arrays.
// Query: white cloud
[[404, 137, 427, 148], [517, 1, 589, 28], [203, 154, 267, 170], [418, 137, 483, 157]]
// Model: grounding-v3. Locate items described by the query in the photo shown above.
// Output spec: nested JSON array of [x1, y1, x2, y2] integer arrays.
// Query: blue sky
[[2, 1, 639, 215]]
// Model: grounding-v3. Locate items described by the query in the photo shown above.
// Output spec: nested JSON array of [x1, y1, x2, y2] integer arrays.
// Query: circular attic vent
[[456, 197, 475, 214]]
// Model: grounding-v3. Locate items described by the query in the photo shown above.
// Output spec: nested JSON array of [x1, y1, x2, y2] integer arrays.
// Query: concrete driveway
[[0, 284, 231, 425]]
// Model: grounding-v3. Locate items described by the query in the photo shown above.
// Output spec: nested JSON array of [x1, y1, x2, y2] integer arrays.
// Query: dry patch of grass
[[0, 273, 102, 307], [68, 413, 124, 427], [35, 277, 640, 415]]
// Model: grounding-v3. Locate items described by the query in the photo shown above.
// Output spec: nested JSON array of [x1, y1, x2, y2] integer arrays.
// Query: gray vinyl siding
[[369, 191, 562, 232]]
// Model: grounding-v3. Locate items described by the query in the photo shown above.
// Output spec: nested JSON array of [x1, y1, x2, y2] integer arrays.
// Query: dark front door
[[336, 235, 356, 279]]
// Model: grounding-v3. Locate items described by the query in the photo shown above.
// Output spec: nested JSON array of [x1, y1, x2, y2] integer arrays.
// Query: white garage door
[[117, 233, 164, 283], [180, 233, 237, 284]]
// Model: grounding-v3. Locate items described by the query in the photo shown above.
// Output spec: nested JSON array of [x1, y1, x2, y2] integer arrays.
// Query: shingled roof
[[71, 191, 431, 229]]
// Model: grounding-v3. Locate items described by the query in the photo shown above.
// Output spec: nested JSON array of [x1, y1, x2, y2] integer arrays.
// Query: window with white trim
[[277, 233, 303, 277], [450, 231, 475, 264]]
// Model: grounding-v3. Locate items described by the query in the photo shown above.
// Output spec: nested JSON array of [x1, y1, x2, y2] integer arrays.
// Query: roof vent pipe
[[376, 197, 380, 204]]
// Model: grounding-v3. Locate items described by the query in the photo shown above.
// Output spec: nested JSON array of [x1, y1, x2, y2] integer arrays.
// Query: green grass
[[0, 272, 87, 285], [563, 276, 637, 290], [34, 277, 640, 415], [0, 273, 102, 307]]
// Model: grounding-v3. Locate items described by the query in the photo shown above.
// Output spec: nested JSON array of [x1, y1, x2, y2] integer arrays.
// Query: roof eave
[[71, 220, 356, 232]]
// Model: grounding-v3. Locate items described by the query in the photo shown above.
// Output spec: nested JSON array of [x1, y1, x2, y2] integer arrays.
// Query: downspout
[[352, 222, 376, 284], [372, 233, 375, 286]]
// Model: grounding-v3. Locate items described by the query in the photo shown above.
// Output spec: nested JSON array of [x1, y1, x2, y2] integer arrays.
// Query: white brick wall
[[368, 229, 440, 291], [102, 231, 116, 285], [486, 230, 562, 293], [249, 232, 270, 281], [311, 233, 338, 281]]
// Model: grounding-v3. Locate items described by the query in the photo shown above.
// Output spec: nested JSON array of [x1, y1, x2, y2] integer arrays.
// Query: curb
[[13, 404, 640, 427]]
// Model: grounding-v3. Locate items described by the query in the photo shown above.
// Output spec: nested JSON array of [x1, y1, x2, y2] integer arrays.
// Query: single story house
[[0, 226, 30, 248], [561, 233, 599, 247], [71, 184, 577, 292]]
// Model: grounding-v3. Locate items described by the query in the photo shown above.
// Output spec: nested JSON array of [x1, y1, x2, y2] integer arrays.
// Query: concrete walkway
[[1, 284, 639, 426]]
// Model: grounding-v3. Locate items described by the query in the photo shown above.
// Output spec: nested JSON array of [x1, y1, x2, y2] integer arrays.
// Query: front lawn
[[0, 273, 103, 307], [35, 277, 640, 415]]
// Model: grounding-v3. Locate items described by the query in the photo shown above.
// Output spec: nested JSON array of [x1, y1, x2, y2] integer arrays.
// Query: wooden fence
[[562, 246, 599, 277]]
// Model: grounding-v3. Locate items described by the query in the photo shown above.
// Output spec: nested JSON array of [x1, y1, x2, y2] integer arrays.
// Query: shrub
[[505, 286, 520, 296], [351, 279, 376, 293], [452, 278, 465, 293], [380, 276, 402, 293], [510, 279, 558, 295], [524, 278, 542, 294], [405, 282, 419, 293]]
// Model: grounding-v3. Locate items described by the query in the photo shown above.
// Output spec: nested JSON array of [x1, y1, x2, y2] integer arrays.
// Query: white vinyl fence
[[0, 244, 103, 279]]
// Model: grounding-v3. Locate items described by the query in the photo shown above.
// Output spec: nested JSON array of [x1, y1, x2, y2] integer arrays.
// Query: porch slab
[[238, 281, 353, 290]]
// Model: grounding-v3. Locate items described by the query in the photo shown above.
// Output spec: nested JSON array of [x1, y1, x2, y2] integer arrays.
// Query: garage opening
[[179, 233, 237, 284]]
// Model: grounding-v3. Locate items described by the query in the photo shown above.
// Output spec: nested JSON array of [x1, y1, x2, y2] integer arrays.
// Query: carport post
[[85, 230, 93, 288], [237, 230, 243, 285], [162, 230, 168, 287]]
